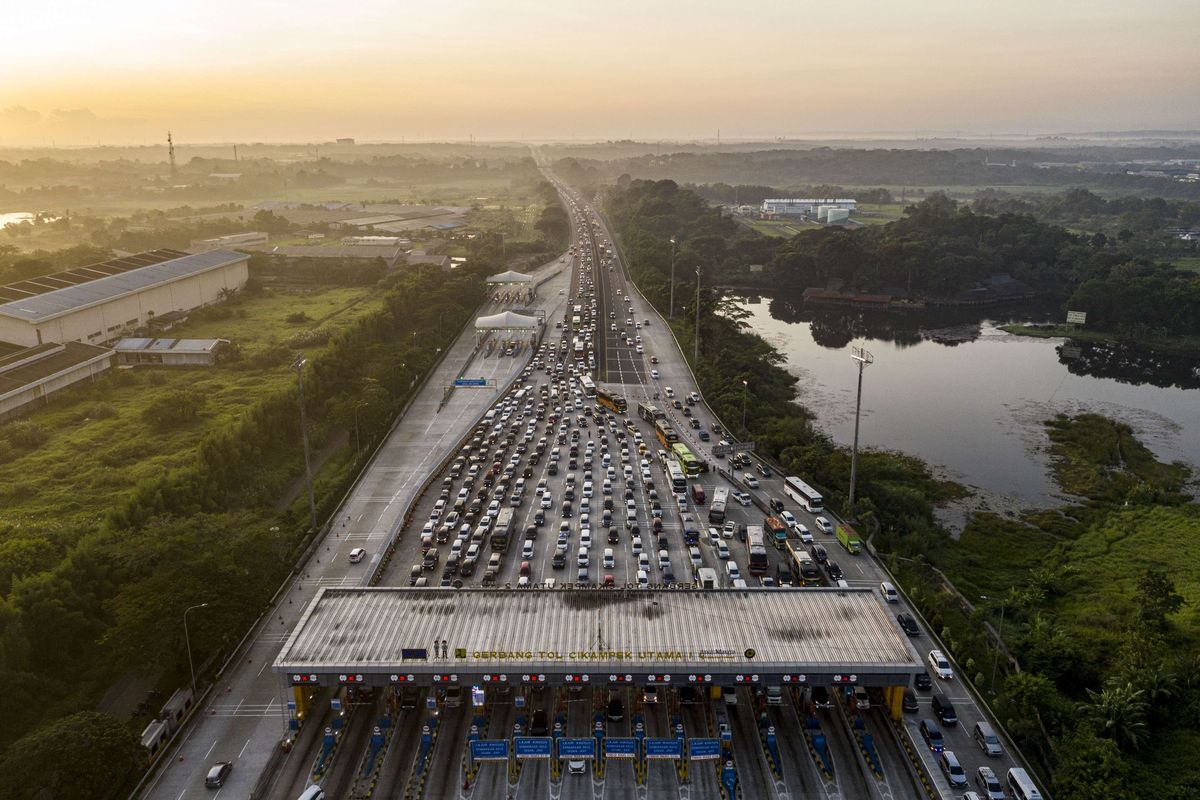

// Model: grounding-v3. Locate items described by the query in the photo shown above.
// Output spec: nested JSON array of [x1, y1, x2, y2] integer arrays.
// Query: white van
[[296, 788, 326, 800], [1007, 768, 1043, 800], [689, 546, 702, 569], [636, 569, 649, 587], [603, 548, 615, 568], [725, 561, 741, 581]]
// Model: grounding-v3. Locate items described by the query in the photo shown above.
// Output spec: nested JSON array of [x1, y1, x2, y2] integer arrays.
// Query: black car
[[698, 431, 710, 441], [534, 509, 546, 526], [608, 527, 620, 544], [678, 686, 698, 705], [756, 463, 772, 477], [826, 562, 843, 581], [606, 696, 625, 721], [811, 544, 828, 564], [458, 560, 476, 577], [689, 418, 701, 429], [902, 688, 919, 713], [769, 497, 785, 513], [896, 612, 921, 637], [561, 501, 573, 518], [530, 709, 549, 736], [422, 549, 439, 570], [914, 671, 933, 691]]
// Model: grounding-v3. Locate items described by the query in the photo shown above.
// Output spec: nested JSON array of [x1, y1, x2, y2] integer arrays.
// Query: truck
[[638, 403, 665, 424], [681, 513, 701, 545], [696, 567, 718, 589], [764, 516, 789, 549], [707, 487, 728, 524], [690, 484, 707, 505], [836, 524, 862, 554], [490, 507, 515, 552]]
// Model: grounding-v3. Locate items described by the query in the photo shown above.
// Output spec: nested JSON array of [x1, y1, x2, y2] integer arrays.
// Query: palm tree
[[1079, 683, 1150, 752]]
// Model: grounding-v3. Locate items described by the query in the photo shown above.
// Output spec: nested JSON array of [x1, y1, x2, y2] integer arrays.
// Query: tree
[[0, 711, 141, 800], [1052, 727, 1134, 800], [1134, 569, 1185, 631], [1079, 682, 1150, 751]]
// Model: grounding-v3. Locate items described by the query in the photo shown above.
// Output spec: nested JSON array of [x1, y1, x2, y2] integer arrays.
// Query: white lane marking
[[238, 738, 252, 758], [204, 738, 218, 759]]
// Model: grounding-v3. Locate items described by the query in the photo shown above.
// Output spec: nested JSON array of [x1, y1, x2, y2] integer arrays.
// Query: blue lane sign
[[558, 738, 596, 759], [455, 378, 488, 387], [514, 737, 552, 759], [689, 738, 721, 760], [470, 740, 509, 761], [605, 737, 638, 759], [645, 738, 682, 760]]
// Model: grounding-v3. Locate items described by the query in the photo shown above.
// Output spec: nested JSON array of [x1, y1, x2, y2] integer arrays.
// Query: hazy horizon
[[2, 0, 1199, 146]]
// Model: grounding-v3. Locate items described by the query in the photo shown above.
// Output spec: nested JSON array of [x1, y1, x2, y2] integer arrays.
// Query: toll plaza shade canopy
[[475, 311, 540, 331], [485, 270, 533, 284], [274, 588, 922, 687]]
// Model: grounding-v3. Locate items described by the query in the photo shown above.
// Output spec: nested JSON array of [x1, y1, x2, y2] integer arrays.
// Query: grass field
[[999, 323, 1200, 354], [1171, 255, 1200, 272], [737, 218, 816, 238], [0, 285, 378, 538]]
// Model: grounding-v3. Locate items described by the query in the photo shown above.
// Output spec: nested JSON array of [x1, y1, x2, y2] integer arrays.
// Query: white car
[[742, 472, 759, 489], [796, 524, 813, 543], [664, 386, 675, 398], [348, 547, 367, 563], [928, 649, 954, 680], [780, 510, 797, 528], [814, 516, 834, 534], [650, 369, 660, 379]]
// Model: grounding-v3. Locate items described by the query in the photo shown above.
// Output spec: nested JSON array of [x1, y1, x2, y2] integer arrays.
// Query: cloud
[[49, 108, 98, 124], [0, 105, 42, 126]]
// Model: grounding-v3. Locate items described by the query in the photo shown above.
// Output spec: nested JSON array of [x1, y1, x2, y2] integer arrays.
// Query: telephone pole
[[848, 345, 874, 509], [668, 237, 677, 319], [693, 267, 701, 364]]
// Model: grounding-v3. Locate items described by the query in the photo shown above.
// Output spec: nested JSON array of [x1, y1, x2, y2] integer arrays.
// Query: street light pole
[[693, 267, 701, 365], [292, 357, 318, 533], [183, 603, 209, 699], [353, 401, 368, 453], [668, 237, 676, 320], [848, 345, 874, 509], [741, 380, 749, 434], [980, 595, 1007, 691]]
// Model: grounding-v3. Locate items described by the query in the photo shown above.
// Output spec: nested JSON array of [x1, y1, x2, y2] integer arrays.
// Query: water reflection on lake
[[734, 294, 1200, 508]]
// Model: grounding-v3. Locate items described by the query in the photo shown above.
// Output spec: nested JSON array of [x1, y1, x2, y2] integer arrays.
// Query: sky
[[1, 0, 1198, 145]]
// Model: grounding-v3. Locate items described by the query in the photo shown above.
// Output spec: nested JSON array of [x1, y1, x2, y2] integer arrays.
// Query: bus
[[596, 387, 627, 414], [665, 460, 687, 495], [654, 419, 679, 447], [708, 487, 729, 524], [786, 542, 821, 584], [764, 516, 789, 548], [747, 527, 769, 576], [571, 315, 582, 331], [784, 476, 824, 513], [573, 338, 585, 358], [638, 402, 665, 423], [671, 443, 702, 478], [579, 374, 596, 398]]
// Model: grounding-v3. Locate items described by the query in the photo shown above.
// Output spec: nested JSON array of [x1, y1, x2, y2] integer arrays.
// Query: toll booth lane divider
[[891, 716, 938, 800]]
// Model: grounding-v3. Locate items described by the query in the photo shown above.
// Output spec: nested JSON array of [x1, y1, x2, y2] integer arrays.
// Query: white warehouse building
[[761, 198, 857, 217], [0, 249, 249, 348]]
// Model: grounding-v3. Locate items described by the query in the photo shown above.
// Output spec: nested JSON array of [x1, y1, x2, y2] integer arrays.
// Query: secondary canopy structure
[[485, 270, 533, 285], [475, 310, 540, 332], [274, 587, 922, 688]]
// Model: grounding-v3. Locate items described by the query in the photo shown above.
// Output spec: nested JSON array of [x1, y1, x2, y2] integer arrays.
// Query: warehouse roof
[[274, 588, 917, 676], [0, 250, 248, 324], [0, 342, 112, 399], [114, 337, 229, 355], [0, 248, 188, 304]]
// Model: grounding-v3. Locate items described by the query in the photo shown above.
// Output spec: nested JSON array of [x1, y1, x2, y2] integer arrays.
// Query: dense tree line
[[973, 187, 1200, 231], [690, 182, 894, 206]]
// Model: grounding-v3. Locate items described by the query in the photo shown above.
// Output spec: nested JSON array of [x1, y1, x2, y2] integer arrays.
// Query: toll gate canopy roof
[[274, 588, 920, 685]]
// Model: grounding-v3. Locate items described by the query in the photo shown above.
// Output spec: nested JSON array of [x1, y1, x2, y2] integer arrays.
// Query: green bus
[[670, 443, 702, 478]]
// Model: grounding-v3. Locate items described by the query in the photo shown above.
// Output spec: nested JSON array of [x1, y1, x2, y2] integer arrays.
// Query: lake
[[733, 294, 1200, 514]]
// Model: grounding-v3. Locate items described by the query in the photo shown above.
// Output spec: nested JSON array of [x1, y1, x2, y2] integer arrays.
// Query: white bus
[[666, 460, 687, 494], [783, 476, 824, 513], [579, 374, 596, 397], [1006, 769, 1044, 800]]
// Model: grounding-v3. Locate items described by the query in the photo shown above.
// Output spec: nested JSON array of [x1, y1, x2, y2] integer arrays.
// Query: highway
[[141, 163, 1027, 800]]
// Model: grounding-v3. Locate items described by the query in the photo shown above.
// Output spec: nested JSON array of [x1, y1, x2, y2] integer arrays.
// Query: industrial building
[[0, 341, 113, 420], [114, 337, 231, 367], [190, 231, 268, 251], [0, 249, 249, 347], [761, 198, 857, 217]]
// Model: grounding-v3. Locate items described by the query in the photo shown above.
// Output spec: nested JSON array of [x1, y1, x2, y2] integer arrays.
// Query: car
[[205, 762, 233, 788], [919, 719, 944, 753], [742, 472, 759, 489], [896, 612, 921, 637], [643, 686, 658, 704], [522, 539, 535, 559], [928, 649, 954, 680], [811, 544, 828, 564], [722, 686, 738, 705], [852, 685, 871, 710], [902, 688, 919, 713], [678, 686, 698, 705], [698, 431, 710, 441], [914, 671, 933, 690], [567, 758, 587, 775], [940, 751, 968, 788], [348, 547, 367, 563], [409, 564, 423, 585], [826, 561, 843, 581], [973, 721, 1004, 757], [814, 516, 834, 534], [732, 490, 751, 506], [607, 695, 624, 721], [650, 356, 658, 364], [756, 462, 772, 477], [780, 510, 797, 528], [976, 766, 1005, 800], [795, 524, 812, 543], [421, 549, 439, 570]]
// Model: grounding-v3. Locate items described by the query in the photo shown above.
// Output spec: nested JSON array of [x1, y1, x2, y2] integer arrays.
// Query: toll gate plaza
[[274, 587, 921, 692]]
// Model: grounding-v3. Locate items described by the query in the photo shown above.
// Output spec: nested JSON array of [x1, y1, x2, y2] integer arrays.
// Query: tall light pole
[[741, 380, 749, 434], [847, 345, 874, 509], [183, 603, 209, 699], [693, 267, 701, 364], [292, 357, 318, 533], [980, 595, 1007, 692], [668, 237, 677, 319]]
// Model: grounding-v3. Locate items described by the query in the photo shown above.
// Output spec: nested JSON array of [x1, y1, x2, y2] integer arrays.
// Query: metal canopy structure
[[474, 310, 540, 332], [274, 588, 920, 687], [485, 270, 533, 285]]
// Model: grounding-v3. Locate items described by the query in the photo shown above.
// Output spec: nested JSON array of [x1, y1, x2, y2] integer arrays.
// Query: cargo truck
[[836, 524, 862, 554], [764, 516, 788, 548]]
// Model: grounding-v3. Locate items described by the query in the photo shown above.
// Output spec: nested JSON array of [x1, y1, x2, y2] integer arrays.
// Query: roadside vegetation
[[0, 259, 489, 795], [604, 179, 1200, 799]]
